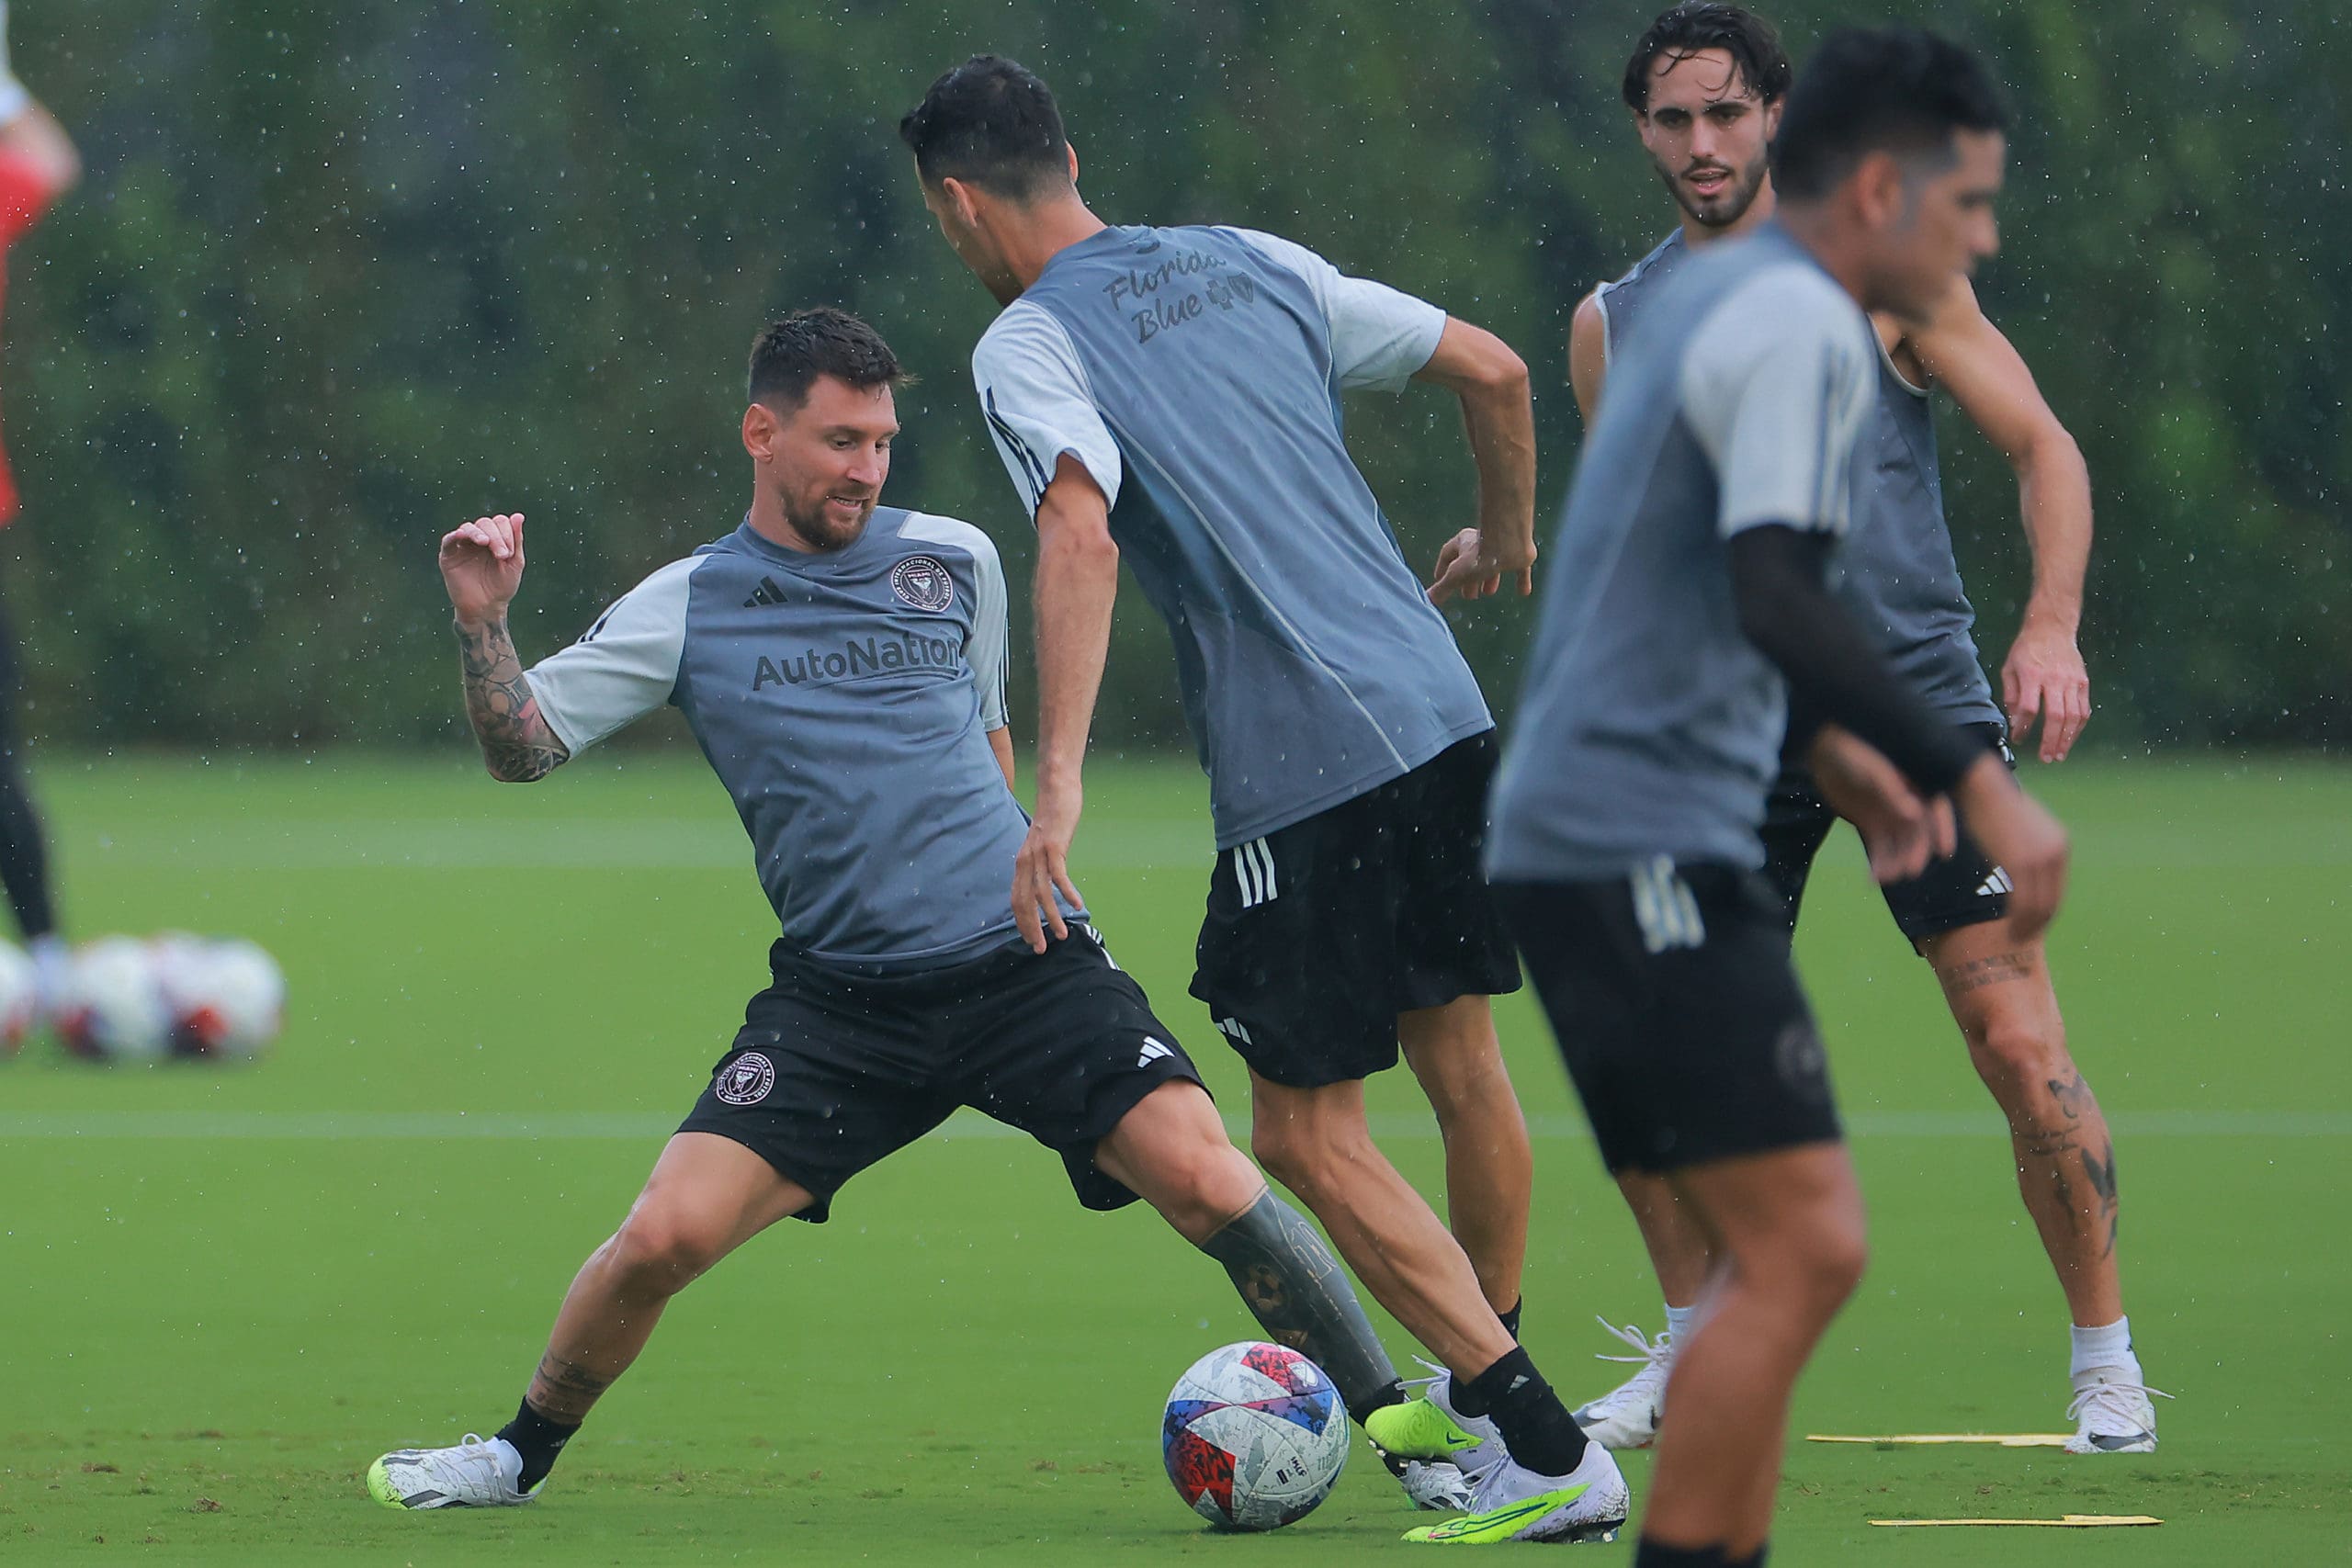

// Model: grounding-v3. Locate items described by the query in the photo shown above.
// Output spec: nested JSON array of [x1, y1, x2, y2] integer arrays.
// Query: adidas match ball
[[0, 942, 34, 1056], [1162, 1342, 1349, 1530], [157, 937, 286, 1057], [55, 936, 174, 1060]]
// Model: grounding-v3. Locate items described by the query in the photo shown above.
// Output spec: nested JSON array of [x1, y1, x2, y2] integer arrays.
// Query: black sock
[[1498, 1298, 1524, 1341], [495, 1399, 582, 1491], [1633, 1540, 1729, 1568], [1356, 1377, 1409, 1420], [1464, 1346, 1588, 1477]]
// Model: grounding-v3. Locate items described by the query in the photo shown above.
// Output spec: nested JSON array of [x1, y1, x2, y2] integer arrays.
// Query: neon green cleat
[[1401, 1443, 1630, 1544], [1364, 1394, 1487, 1462]]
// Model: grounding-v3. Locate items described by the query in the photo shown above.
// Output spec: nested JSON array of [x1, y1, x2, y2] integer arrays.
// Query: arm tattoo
[[456, 617, 569, 782]]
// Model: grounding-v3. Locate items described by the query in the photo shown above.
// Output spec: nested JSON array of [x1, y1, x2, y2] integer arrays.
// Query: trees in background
[[6, 0, 2341, 750]]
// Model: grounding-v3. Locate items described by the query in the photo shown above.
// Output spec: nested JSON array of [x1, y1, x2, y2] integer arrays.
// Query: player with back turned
[[363, 310, 1415, 1510], [1487, 28, 2068, 1565], [902, 55, 1630, 1542], [1562, 3, 2159, 1458]]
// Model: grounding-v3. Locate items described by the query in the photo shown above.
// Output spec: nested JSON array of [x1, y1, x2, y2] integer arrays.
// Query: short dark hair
[[899, 55, 1073, 202], [1773, 27, 2010, 202], [1622, 3, 1792, 114], [745, 308, 906, 411]]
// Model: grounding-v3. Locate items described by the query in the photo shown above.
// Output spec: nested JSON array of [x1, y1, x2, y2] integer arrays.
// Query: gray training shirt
[[1598, 228, 2001, 727], [1489, 224, 1878, 880], [972, 224, 1494, 850], [524, 507, 1080, 970]]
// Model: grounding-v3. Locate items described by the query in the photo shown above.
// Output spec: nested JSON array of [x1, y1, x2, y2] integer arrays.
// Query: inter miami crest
[[889, 555, 956, 614], [715, 1051, 776, 1106]]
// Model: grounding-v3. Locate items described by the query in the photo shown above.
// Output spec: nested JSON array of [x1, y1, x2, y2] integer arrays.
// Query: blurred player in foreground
[[0, 5, 77, 1005], [1565, 2, 2156, 1457], [904, 56, 1629, 1542], [1488, 28, 2069, 1565], [368, 310, 1408, 1509]]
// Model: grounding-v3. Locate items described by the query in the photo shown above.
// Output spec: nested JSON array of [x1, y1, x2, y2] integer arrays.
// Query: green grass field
[[3, 750, 2346, 1563]]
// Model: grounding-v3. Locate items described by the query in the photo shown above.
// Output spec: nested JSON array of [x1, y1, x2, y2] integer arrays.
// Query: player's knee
[[1154, 1143, 1266, 1244], [606, 1211, 727, 1295], [1967, 1014, 2069, 1095]]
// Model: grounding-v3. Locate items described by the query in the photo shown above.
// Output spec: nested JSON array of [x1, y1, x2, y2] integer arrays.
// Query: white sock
[[28, 934, 69, 1010], [2069, 1316, 2136, 1381], [1662, 1302, 1700, 1345]]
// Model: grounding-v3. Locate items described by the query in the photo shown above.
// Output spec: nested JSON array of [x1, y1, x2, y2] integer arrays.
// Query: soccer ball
[[156, 937, 285, 1057], [0, 942, 34, 1056], [1161, 1341, 1349, 1530], [54, 936, 175, 1060]]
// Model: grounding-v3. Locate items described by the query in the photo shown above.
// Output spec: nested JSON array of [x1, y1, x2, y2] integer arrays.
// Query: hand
[[1807, 726, 1957, 886], [1951, 752, 2069, 940], [440, 513, 526, 627], [2002, 616, 2090, 762], [1428, 527, 1536, 605], [1011, 779, 1084, 953]]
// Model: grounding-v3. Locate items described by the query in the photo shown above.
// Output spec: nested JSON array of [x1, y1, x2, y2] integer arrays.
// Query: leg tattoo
[[1199, 1190, 1401, 1418], [526, 1350, 616, 1424]]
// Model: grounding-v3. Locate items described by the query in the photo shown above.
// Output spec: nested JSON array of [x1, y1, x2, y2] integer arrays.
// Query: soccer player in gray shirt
[[901, 55, 1630, 1541], [364, 310, 1409, 1512], [1560, 4, 2154, 1460], [1489, 28, 2072, 1565]]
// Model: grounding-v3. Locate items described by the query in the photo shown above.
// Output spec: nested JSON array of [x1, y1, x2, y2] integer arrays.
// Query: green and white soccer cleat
[[366, 1433, 537, 1508], [1365, 1387, 1490, 1510], [2064, 1371, 2170, 1454], [1571, 1318, 1674, 1450], [1401, 1441, 1631, 1545]]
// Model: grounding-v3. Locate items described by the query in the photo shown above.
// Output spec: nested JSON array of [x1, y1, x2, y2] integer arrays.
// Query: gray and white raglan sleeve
[[1679, 269, 1878, 539], [1233, 228, 1447, 392], [522, 555, 701, 753], [901, 513, 1011, 732], [972, 304, 1124, 516]]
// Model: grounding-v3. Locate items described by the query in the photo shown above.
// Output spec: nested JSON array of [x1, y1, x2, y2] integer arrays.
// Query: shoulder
[[1571, 288, 1606, 342], [1223, 225, 1329, 277], [1684, 258, 1871, 380], [975, 300, 1088, 385], [895, 511, 1001, 570]]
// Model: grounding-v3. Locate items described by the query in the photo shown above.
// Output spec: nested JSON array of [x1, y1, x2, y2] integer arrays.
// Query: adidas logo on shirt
[[1976, 866, 2015, 897], [1136, 1038, 1174, 1068], [742, 575, 789, 609]]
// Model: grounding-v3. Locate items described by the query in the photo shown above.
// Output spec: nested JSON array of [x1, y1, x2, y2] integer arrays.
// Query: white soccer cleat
[[366, 1433, 537, 1508], [1571, 1318, 1674, 1450], [1406, 1358, 1510, 1481], [2064, 1370, 2169, 1454], [1401, 1439, 1631, 1544], [1389, 1455, 1479, 1512]]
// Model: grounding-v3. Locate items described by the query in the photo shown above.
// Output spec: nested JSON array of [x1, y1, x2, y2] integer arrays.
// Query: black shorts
[[678, 925, 1202, 1223], [1189, 731, 1522, 1089], [1764, 722, 2013, 946], [1495, 866, 1842, 1175]]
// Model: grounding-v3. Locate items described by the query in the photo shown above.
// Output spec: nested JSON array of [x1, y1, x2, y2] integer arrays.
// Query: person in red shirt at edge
[[0, 4, 80, 1010]]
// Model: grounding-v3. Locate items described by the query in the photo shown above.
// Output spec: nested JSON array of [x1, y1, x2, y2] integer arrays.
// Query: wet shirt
[[524, 508, 1079, 969], [1599, 228, 1999, 725], [971, 223, 1494, 850], [1490, 224, 1877, 879]]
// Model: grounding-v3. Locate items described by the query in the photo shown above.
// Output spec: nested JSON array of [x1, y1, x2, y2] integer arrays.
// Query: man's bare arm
[[988, 726, 1015, 792], [1567, 288, 1608, 424], [1901, 279, 2095, 761], [1415, 317, 1538, 604], [440, 512, 569, 784], [455, 615, 569, 783], [1012, 455, 1119, 951]]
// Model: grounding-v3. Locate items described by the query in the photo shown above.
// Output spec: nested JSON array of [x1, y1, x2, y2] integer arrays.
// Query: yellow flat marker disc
[[1807, 1433, 2072, 1447], [1871, 1516, 2163, 1528]]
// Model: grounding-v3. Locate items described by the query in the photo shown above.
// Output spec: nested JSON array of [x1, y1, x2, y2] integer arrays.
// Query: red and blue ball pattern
[[1161, 1341, 1349, 1531]]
